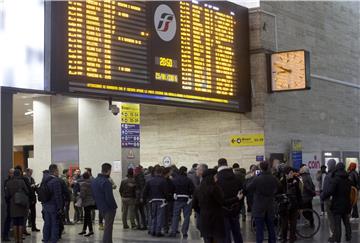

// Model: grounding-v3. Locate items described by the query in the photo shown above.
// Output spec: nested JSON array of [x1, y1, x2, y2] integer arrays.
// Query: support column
[[0, 88, 13, 234]]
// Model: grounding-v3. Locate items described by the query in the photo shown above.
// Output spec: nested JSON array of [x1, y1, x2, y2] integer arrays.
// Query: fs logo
[[157, 13, 174, 32], [154, 4, 176, 42]]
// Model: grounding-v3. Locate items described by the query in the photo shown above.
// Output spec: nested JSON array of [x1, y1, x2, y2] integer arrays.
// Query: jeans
[[280, 208, 297, 242], [64, 200, 71, 223], [150, 201, 165, 234], [43, 210, 60, 243], [333, 213, 351, 242], [195, 212, 201, 230], [99, 211, 104, 224], [122, 198, 136, 227], [73, 202, 83, 222], [103, 209, 116, 243], [171, 200, 192, 235], [83, 206, 94, 232], [224, 215, 243, 243], [3, 203, 11, 239], [163, 201, 174, 232], [254, 213, 276, 243], [29, 202, 37, 229]]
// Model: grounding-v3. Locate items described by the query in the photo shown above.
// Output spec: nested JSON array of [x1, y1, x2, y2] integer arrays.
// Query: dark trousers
[[29, 203, 37, 229], [163, 201, 173, 232], [103, 210, 116, 243], [150, 201, 165, 234], [301, 201, 314, 225], [171, 200, 192, 235], [83, 206, 94, 232], [204, 237, 225, 243], [333, 213, 351, 242], [351, 203, 359, 218], [64, 201, 71, 223], [224, 214, 243, 243], [99, 211, 104, 224], [43, 210, 60, 243], [135, 202, 147, 228], [73, 203, 83, 222], [2, 203, 11, 239], [280, 209, 298, 242], [254, 213, 276, 243]]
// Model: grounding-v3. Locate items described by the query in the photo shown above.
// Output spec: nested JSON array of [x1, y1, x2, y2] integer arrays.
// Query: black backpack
[[37, 177, 53, 203]]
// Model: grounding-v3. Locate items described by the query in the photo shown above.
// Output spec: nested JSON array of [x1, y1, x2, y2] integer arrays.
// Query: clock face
[[271, 50, 308, 91]]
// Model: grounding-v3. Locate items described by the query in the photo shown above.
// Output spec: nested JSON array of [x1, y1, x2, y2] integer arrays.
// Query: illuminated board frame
[[268, 50, 311, 93], [45, 1, 251, 112]]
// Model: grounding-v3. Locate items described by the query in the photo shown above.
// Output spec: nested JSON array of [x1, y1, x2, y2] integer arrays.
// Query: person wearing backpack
[[300, 166, 316, 227], [4, 169, 29, 243], [348, 162, 359, 220], [41, 164, 64, 243]]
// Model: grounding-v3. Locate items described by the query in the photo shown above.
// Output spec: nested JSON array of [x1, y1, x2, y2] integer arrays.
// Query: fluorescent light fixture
[[24, 110, 33, 116], [324, 152, 332, 156], [192, 0, 199, 4], [230, 11, 235, 16], [213, 6, 219, 11], [24, 103, 30, 106]]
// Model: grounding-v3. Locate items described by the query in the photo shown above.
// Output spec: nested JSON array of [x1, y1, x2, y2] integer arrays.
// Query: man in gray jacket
[[321, 159, 337, 242]]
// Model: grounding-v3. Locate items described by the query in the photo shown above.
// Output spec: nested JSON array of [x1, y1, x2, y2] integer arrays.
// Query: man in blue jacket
[[42, 164, 64, 243], [91, 163, 117, 243], [143, 165, 167, 237], [169, 166, 195, 238]]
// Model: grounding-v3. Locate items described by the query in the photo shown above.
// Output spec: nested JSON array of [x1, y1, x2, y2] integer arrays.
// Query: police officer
[[143, 165, 167, 237], [169, 166, 195, 239]]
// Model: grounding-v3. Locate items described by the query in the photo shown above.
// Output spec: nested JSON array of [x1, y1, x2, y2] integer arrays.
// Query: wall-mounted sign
[[256, 155, 264, 162], [121, 103, 140, 124], [230, 134, 264, 146], [46, 1, 251, 112], [291, 139, 302, 169], [270, 50, 310, 92]]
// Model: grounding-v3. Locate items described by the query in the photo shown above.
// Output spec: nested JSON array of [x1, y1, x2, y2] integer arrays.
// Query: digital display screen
[[46, 1, 250, 112]]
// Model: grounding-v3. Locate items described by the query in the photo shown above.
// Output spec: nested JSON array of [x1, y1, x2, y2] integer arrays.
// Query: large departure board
[[46, 1, 250, 112]]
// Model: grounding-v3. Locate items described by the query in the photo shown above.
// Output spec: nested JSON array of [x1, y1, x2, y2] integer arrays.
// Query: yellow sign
[[230, 134, 264, 147], [121, 103, 140, 124]]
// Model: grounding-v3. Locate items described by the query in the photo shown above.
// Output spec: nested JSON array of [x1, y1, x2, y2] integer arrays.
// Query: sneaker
[[183, 234, 188, 239], [123, 225, 129, 229], [99, 224, 104, 230]]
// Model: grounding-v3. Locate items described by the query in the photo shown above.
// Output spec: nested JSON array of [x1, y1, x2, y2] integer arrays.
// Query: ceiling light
[[24, 111, 33, 116], [24, 103, 30, 106]]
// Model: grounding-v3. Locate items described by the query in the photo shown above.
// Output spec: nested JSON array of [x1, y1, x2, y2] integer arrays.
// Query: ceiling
[[13, 93, 47, 126]]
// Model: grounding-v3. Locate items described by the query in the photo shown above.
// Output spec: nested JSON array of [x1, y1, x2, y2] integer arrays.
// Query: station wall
[[260, 1, 360, 156]]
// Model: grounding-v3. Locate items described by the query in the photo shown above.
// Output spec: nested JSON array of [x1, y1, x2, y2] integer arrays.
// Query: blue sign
[[256, 155, 264, 162], [292, 151, 303, 170], [121, 124, 140, 148]]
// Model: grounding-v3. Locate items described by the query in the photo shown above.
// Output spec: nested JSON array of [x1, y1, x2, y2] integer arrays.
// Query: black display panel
[[46, 1, 250, 112]]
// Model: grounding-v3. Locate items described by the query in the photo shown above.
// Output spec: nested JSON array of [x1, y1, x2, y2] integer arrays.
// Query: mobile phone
[[255, 170, 261, 176]]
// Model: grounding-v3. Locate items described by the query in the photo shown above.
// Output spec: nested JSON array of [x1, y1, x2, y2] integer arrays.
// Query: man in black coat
[[246, 161, 279, 243], [321, 163, 352, 243], [217, 158, 243, 243]]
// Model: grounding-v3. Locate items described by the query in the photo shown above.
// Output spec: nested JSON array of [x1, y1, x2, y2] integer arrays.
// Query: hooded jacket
[[321, 163, 352, 214]]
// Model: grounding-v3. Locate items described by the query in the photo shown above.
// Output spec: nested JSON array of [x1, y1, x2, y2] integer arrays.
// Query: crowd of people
[[1, 158, 359, 243]]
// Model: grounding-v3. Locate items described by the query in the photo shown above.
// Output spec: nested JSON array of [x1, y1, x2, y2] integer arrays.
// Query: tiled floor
[[21, 213, 359, 243]]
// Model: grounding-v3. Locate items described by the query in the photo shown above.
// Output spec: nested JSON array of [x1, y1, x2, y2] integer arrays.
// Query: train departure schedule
[[46, 1, 250, 112]]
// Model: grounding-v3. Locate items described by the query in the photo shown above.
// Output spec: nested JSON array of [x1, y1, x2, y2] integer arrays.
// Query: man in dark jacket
[[134, 166, 147, 230], [217, 158, 243, 243], [321, 163, 352, 243], [162, 167, 175, 234], [119, 168, 137, 229], [299, 165, 316, 226], [233, 163, 246, 221], [279, 166, 302, 243], [246, 161, 279, 243], [143, 165, 167, 237], [42, 164, 64, 243], [321, 159, 337, 241], [188, 163, 200, 187], [169, 166, 195, 238], [25, 168, 40, 232], [2, 168, 14, 242], [91, 163, 118, 243]]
